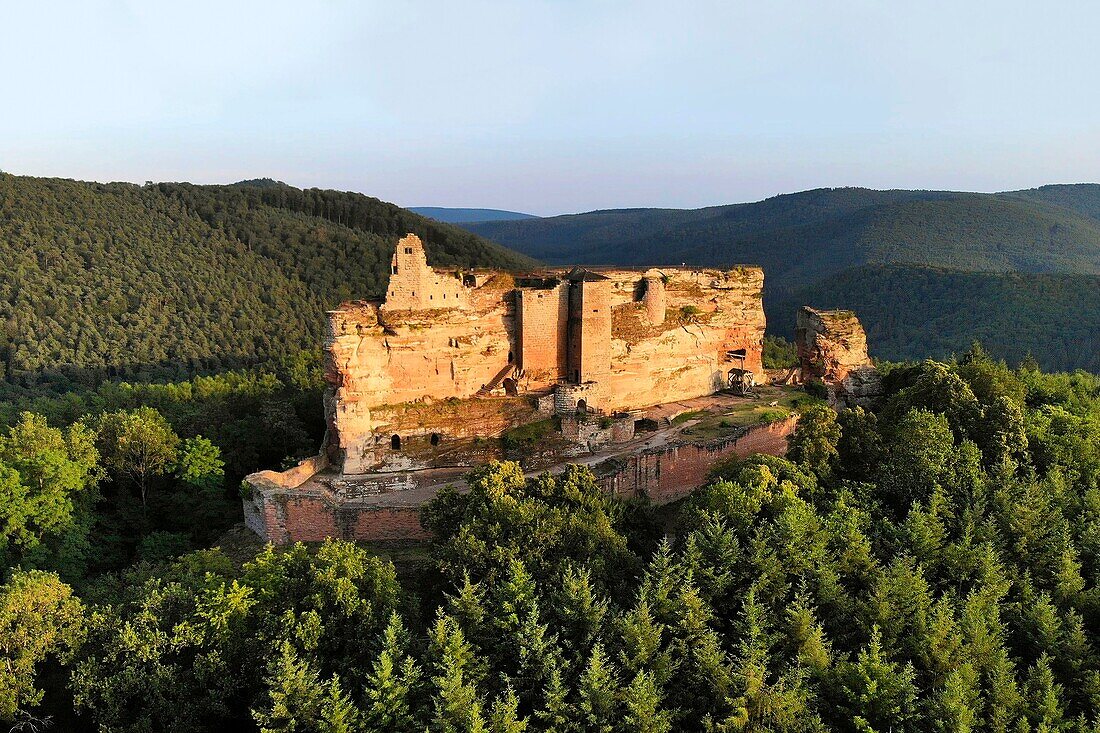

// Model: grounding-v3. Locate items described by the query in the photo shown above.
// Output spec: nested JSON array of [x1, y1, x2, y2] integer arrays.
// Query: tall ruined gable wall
[[568, 280, 613, 384], [383, 234, 472, 311]]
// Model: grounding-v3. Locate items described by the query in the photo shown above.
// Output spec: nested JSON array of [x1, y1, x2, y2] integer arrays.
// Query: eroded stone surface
[[795, 306, 883, 407]]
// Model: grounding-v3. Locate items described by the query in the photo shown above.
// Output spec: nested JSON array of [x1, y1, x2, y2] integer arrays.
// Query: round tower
[[642, 269, 666, 325]]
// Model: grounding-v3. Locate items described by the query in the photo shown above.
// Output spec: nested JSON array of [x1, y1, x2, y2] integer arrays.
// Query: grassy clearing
[[501, 417, 559, 451], [671, 409, 708, 425], [678, 386, 808, 440]]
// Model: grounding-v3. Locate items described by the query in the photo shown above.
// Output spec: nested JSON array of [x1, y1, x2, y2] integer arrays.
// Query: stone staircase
[[477, 364, 517, 396]]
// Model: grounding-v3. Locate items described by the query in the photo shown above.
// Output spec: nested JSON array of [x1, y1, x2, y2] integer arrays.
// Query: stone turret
[[642, 269, 666, 325]]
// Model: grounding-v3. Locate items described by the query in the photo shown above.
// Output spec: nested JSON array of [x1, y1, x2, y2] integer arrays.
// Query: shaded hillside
[[1006, 183, 1100, 223], [770, 265, 1100, 372], [465, 186, 1100, 369], [0, 174, 533, 392], [466, 187, 1100, 282], [410, 206, 538, 223]]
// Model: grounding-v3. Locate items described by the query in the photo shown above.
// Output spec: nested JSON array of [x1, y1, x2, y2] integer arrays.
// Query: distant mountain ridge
[[410, 206, 537, 223], [462, 185, 1100, 371]]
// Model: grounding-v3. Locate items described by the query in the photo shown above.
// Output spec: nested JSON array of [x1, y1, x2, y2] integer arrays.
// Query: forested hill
[[0, 174, 534, 393], [464, 186, 1100, 371], [464, 186, 1100, 278], [768, 266, 1100, 372]]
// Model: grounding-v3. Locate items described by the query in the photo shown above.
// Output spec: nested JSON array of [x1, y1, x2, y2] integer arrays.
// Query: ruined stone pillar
[[642, 269, 666, 325]]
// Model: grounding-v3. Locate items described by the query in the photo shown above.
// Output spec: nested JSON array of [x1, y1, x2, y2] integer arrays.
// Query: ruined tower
[[642, 269, 666, 325], [565, 268, 612, 385]]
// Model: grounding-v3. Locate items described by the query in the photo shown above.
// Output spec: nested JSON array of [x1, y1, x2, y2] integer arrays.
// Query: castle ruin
[[242, 234, 879, 545], [326, 233, 766, 474]]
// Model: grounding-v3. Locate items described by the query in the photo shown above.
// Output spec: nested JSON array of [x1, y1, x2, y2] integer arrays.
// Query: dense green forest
[[0, 174, 533, 394], [4, 349, 1100, 731], [463, 186, 1100, 371]]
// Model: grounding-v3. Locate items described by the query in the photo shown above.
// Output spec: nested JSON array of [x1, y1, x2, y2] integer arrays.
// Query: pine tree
[[534, 665, 570, 731], [638, 540, 685, 624], [983, 647, 1024, 733], [427, 613, 487, 733], [363, 613, 423, 732], [253, 642, 363, 733], [932, 664, 980, 733], [621, 670, 672, 733], [719, 590, 811, 732], [320, 676, 364, 733], [554, 564, 609, 663], [489, 686, 529, 733], [577, 643, 619, 733], [490, 559, 560, 710], [832, 627, 920, 733], [783, 593, 832, 675], [617, 599, 675, 687], [1025, 655, 1067, 732]]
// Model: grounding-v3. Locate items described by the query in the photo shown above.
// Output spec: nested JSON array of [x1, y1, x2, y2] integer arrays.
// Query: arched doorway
[[576, 399, 587, 414], [502, 377, 518, 396], [390, 434, 401, 450], [430, 433, 441, 446]]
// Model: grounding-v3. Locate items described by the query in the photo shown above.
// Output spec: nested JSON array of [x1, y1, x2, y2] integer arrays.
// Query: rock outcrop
[[796, 306, 882, 407]]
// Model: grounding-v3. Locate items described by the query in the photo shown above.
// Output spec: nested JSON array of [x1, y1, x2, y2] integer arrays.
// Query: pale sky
[[2, 1, 1099, 215]]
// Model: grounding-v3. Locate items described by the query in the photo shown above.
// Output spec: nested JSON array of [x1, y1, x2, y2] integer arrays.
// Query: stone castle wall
[[383, 234, 472, 311], [516, 282, 570, 385], [568, 278, 613, 384], [246, 416, 797, 545], [325, 284, 517, 473], [594, 415, 798, 502]]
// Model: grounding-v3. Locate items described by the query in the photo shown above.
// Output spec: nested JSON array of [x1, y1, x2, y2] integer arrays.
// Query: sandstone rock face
[[324, 283, 518, 474], [605, 267, 765, 411], [795, 306, 883, 407]]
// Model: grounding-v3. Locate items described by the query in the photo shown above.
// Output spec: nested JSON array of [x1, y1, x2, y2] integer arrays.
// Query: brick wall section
[[350, 507, 431, 542], [595, 416, 798, 503], [247, 489, 429, 544], [245, 416, 798, 545]]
